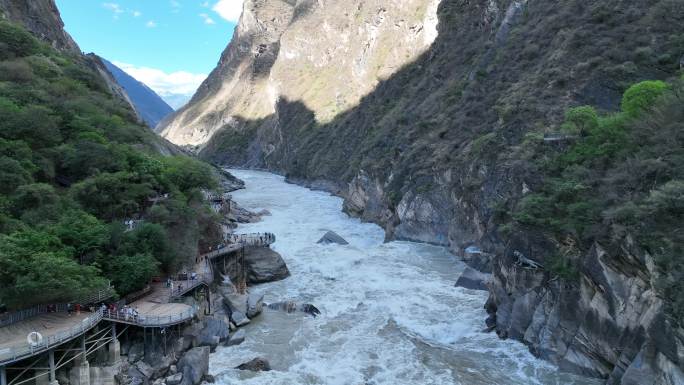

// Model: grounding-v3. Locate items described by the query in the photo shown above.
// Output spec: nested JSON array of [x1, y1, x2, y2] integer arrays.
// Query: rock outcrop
[[176, 347, 210, 385], [246, 292, 264, 318], [235, 357, 271, 372], [455, 267, 490, 291], [317, 231, 349, 245], [243, 247, 290, 284], [486, 241, 684, 383], [0, 0, 79, 52]]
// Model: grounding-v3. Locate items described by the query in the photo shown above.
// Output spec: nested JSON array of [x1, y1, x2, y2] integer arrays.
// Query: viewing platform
[[203, 232, 276, 261], [0, 310, 102, 366], [0, 232, 276, 370], [102, 304, 197, 327]]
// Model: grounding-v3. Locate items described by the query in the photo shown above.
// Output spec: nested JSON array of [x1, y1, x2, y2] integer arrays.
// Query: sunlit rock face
[[159, 0, 441, 147]]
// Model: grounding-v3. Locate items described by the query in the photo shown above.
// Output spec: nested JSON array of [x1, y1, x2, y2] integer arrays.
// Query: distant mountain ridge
[[98, 57, 174, 128]]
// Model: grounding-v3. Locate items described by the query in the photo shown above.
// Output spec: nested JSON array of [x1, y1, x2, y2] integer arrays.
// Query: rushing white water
[[211, 170, 599, 385]]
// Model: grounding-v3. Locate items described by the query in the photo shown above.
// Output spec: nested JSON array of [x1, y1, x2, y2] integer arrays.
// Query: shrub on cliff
[[0, 21, 39, 59], [509, 78, 684, 323]]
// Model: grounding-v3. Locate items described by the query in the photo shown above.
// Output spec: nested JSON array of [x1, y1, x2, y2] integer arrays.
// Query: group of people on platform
[[100, 303, 141, 322]]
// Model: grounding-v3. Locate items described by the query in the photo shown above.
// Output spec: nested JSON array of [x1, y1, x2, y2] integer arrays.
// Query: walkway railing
[[201, 243, 242, 261], [0, 285, 114, 327], [0, 309, 104, 365], [201, 232, 276, 261], [102, 306, 197, 327], [76, 285, 116, 306], [169, 274, 212, 299], [226, 232, 276, 247]]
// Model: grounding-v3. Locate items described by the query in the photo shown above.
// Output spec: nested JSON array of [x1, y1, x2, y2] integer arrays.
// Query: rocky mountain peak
[[0, 0, 79, 53], [159, 0, 442, 147]]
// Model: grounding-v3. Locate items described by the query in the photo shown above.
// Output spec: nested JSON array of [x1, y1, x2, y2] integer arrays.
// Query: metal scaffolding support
[[48, 350, 55, 384]]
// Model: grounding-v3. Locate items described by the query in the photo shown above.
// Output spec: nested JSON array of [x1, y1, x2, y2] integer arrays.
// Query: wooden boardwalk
[[0, 311, 102, 365], [0, 232, 276, 366]]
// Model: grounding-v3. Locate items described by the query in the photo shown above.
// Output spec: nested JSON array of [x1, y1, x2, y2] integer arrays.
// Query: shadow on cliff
[[197, 1, 684, 381]]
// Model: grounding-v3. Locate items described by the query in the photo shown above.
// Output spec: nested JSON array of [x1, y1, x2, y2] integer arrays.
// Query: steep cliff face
[[160, 0, 684, 383], [0, 0, 78, 52], [159, 0, 441, 146]]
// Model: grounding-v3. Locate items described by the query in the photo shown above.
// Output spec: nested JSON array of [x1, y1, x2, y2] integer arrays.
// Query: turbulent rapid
[[211, 170, 598, 385]]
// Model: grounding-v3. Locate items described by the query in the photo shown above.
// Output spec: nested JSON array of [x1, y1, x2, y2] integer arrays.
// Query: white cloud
[[212, 0, 244, 22], [146, 20, 157, 28], [200, 1, 210, 7], [132, 10, 142, 17], [113, 61, 207, 109], [199, 13, 216, 25], [170, 0, 181, 13], [102, 2, 124, 18]]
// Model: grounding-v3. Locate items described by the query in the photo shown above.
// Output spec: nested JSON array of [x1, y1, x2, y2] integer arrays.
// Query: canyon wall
[[160, 0, 684, 383]]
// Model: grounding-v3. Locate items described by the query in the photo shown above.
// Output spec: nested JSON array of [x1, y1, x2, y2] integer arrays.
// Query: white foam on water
[[210, 170, 600, 385]]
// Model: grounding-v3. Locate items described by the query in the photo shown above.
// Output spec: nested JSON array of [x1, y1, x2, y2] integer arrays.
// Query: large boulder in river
[[197, 316, 230, 351], [317, 231, 349, 245], [225, 329, 245, 346], [246, 292, 264, 318], [231, 310, 250, 327], [455, 267, 491, 291], [222, 292, 247, 314], [177, 347, 209, 385], [244, 247, 290, 284], [235, 357, 271, 372]]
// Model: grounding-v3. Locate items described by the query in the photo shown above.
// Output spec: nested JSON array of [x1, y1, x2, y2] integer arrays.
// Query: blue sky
[[55, 0, 244, 108]]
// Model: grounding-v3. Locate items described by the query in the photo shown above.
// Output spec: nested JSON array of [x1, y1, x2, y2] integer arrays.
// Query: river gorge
[[209, 170, 600, 385]]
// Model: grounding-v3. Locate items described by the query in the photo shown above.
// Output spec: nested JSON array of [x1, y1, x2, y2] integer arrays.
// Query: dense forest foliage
[[0, 21, 222, 309], [505, 77, 684, 322]]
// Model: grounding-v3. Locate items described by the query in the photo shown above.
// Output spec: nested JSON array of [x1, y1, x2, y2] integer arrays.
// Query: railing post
[[0, 365, 6, 385]]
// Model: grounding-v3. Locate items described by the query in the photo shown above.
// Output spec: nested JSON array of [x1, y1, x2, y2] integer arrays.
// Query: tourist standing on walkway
[[67, 303, 73, 316]]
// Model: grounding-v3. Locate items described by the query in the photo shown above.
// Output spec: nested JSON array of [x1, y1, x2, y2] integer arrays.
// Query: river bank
[[107, 170, 289, 385], [204, 170, 600, 385]]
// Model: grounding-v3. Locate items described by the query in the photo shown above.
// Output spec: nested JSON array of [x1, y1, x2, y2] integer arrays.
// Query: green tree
[[70, 172, 154, 220], [11, 183, 59, 213], [99, 253, 158, 295], [0, 157, 32, 194], [52, 210, 108, 263], [0, 230, 105, 308], [563, 106, 599, 136], [621, 80, 669, 117], [643, 180, 684, 216], [162, 156, 217, 193], [120, 223, 176, 272]]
